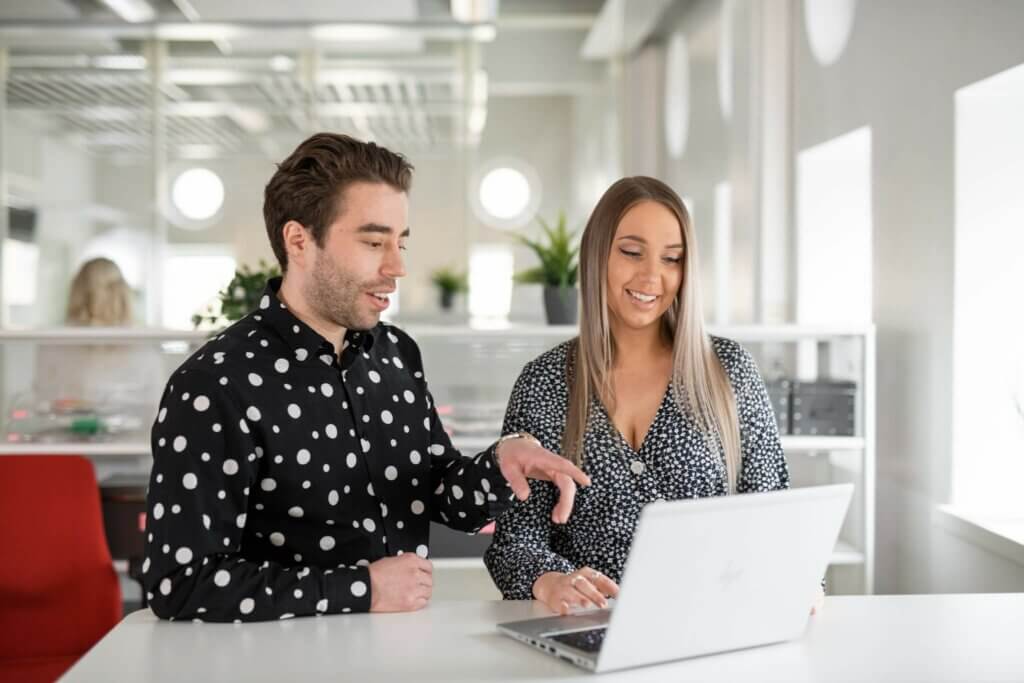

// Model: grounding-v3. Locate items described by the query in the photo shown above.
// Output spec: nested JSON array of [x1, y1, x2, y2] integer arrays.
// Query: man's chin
[[349, 311, 381, 331]]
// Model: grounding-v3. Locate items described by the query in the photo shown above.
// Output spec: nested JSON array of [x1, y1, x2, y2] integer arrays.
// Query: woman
[[64, 256, 135, 326], [485, 177, 802, 615], [33, 257, 160, 427]]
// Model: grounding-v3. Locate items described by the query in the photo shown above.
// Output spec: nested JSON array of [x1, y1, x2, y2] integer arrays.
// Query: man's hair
[[263, 132, 414, 271]]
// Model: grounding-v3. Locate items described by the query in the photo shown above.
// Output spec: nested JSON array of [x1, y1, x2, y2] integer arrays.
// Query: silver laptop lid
[[593, 484, 853, 673]]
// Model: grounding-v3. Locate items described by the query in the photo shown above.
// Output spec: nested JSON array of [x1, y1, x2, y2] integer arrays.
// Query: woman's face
[[605, 200, 684, 335]]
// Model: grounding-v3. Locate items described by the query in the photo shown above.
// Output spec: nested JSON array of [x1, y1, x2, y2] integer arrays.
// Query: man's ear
[[281, 220, 311, 269]]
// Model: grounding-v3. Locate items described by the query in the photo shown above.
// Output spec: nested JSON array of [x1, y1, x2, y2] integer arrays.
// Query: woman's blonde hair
[[66, 257, 133, 326], [561, 176, 742, 491]]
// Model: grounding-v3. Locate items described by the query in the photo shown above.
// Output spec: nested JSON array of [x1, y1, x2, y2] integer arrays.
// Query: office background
[[0, 0, 1022, 623]]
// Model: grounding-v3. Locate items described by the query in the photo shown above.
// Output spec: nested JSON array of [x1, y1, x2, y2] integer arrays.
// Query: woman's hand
[[810, 585, 825, 615], [532, 568, 620, 615]]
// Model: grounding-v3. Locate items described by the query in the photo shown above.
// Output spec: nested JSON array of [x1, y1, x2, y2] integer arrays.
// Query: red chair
[[0, 456, 123, 682]]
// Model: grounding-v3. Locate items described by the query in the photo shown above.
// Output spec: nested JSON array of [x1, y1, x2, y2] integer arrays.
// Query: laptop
[[497, 483, 853, 673]]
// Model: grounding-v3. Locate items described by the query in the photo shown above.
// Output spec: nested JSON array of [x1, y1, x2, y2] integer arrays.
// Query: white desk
[[62, 594, 1024, 682]]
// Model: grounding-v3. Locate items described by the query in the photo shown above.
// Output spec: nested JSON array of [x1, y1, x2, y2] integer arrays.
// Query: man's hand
[[496, 437, 591, 524], [368, 554, 433, 612], [533, 568, 620, 615]]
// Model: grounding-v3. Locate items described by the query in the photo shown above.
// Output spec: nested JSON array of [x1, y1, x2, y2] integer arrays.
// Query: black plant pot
[[439, 289, 455, 311], [543, 286, 578, 326]]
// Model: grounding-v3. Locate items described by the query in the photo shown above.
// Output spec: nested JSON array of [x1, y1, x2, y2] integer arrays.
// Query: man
[[142, 133, 589, 622]]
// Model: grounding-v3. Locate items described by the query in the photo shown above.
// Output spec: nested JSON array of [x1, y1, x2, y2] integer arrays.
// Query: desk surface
[[62, 594, 1024, 682]]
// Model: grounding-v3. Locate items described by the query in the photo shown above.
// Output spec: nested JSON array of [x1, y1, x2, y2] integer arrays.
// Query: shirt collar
[[257, 277, 376, 360]]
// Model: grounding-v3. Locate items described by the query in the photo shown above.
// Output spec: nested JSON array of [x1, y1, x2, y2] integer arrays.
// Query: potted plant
[[514, 211, 580, 325], [192, 259, 281, 329], [430, 266, 468, 312]]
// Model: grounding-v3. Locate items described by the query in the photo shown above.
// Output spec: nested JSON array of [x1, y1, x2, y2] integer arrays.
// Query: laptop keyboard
[[546, 627, 608, 653]]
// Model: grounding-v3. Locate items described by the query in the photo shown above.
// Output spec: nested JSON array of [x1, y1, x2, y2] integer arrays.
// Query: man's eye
[[366, 241, 382, 248]]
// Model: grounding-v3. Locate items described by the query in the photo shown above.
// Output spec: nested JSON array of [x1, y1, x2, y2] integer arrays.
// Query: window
[[952, 62, 1024, 517], [468, 244, 514, 326], [161, 246, 236, 329], [713, 182, 732, 324], [664, 31, 690, 159], [796, 126, 873, 326]]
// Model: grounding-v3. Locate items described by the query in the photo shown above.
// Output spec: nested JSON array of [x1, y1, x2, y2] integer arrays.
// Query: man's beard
[[305, 248, 386, 332]]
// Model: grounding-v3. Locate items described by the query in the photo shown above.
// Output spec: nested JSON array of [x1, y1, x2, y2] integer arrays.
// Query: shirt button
[[630, 460, 645, 475]]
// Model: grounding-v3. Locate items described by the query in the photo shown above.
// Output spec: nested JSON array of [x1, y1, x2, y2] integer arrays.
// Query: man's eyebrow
[[356, 223, 411, 238]]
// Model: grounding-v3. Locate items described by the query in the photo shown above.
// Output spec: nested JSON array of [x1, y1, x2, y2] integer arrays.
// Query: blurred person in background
[[23, 258, 161, 443]]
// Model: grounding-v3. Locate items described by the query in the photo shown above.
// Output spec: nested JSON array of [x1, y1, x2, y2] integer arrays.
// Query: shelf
[[0, 435, 865, 459], [781, 435, 865, 452], [433, 558, 488, 570], [0, 442, 150, 456], [0, 327, 211, 343], [707, 323, 875, 342], [451, 436, 497, 452], [395, 323, 876, 341], [830, 541, 866, 566], [451, 435, 866, 454], [399, 324, 577, 338], [0, 324, 874, 344]]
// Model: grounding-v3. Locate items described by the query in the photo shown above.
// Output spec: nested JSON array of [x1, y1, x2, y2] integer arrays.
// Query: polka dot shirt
[[143, 277, 513, 622], [484, 336, 789, 600]]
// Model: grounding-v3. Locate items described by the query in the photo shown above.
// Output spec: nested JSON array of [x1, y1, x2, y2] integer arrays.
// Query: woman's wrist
[[532, 572, 560, 602], [495, 431, 541, 464]]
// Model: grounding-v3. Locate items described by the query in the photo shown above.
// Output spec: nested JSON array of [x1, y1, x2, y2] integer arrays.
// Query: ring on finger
[[570, 574, 583, 588]]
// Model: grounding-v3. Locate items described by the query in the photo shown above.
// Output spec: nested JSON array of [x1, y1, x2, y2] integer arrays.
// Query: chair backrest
[[0, 455, 122, 663]]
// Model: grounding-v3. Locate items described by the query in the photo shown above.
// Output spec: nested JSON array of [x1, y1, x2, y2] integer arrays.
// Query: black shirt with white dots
[[143, 277, 513, 622]]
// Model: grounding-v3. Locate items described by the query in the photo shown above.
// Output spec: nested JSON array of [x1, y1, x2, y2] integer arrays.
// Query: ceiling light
[[269, 55, 295, 73], [92, 54, 147, 70], [171, 168, 225, 223], [97, 0, 156, 23], [310, 24, 405, 42]]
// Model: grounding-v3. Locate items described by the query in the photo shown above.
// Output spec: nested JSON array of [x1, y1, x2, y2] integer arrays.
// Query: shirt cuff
[[325, 565, 373, 614], [474, 443, 516, 520], [509, 554, 577, 601]]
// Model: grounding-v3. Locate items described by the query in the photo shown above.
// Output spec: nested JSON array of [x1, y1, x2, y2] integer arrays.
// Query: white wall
[[794, 0, 1024, 593], [632, 0, 759, 324]]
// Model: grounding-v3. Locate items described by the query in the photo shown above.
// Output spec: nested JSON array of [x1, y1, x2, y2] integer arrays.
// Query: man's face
[[304, 181, 409, 331]]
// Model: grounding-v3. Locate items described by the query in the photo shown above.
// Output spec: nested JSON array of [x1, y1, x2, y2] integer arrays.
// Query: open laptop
[[497, 483, 853, 673]]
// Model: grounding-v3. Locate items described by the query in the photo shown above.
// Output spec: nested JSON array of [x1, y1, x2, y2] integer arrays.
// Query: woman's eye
[[663, 256, 681, 264], [619, 249, 641, 258]]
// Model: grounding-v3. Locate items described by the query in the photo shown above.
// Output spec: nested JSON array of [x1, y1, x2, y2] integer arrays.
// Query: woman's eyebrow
[[617, 235, 683, 249]]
